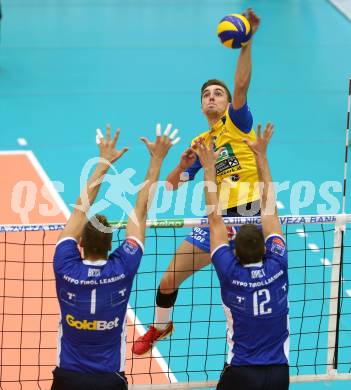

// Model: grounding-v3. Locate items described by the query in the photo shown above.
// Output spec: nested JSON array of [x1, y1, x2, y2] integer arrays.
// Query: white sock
[[154, 306, 173, 330]]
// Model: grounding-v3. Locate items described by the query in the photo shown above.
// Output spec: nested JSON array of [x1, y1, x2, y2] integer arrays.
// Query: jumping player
[[133, 8, 262, 356]]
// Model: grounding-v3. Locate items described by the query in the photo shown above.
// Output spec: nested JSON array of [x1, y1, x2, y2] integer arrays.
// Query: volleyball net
[[1, 214, 351, 389]]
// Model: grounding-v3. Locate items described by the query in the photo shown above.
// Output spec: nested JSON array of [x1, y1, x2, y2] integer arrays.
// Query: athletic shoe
[[132, 321, 174, 356]]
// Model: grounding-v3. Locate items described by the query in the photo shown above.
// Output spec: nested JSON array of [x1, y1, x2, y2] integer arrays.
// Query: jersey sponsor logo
[[233, 269, 284, 288], [88, 268, 101, 277], [215, 144, 241, 180], [66, 314, 119, 331], [123, 239, 139, 255], [63, 273, 125, 286], [271, 237, 285, 257], [190, 226, 208, 244]]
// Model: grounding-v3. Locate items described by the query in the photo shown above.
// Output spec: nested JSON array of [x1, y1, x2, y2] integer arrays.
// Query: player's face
[[201, 85, 229, 117]]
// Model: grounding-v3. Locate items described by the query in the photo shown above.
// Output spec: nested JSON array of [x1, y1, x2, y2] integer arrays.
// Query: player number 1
[[253, 289, 272, 316], [90, 289, 96, 314]]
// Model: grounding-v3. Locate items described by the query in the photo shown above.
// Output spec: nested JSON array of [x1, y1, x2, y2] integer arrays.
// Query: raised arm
[[126, 124, 180, 243], [58, 125, 128, 241], [243, 123, 283, 238], [232, 9, 260, 109], [195, 140, 228, 252], [166, 148, 198, 190], [141, 124, 194, 191]]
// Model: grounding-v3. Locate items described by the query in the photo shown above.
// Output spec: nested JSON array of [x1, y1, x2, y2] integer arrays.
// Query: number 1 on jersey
[[90, 289, 96, 314], [253, 289, 272, 316]]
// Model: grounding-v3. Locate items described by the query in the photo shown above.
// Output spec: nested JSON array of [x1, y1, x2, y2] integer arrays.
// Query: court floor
[[1, 0, 351, 388]]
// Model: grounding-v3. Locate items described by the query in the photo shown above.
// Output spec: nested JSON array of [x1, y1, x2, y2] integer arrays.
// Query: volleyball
[[217, 13, 252, 49]]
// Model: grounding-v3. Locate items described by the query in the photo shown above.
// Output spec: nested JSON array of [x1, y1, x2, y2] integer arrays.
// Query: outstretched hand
[[140, 123, 181, 160], [245, 8, 260, 35], [96, 124, 129, 163], [194, 138, 222, 169], [179, 147, 197, 170], [243, 123, 274, 157]]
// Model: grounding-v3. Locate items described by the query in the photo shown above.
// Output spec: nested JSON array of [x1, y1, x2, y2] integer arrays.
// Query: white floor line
[[320, 258, 331, 266], [276, 201, 285, 210], [296, 228, 308, 238], [26, 150, 71, 218], [329, 0, 351, 21], [294, 215, 350, 312], [308, 243, 320, 252], [20, 150, 176, 383], [17, 138, 28, 146], [127, 306, 177, 383], [0, 150, 29, 155]]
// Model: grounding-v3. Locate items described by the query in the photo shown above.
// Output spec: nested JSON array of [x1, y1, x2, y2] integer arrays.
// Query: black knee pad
[[156, 287, 179, 308]]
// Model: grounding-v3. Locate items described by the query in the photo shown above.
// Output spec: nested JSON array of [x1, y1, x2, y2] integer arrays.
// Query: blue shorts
[[185, 225, 237, 253], [185, 201, 261, 253], [51, 367, 127, 390], [217, 364, 289, 390]]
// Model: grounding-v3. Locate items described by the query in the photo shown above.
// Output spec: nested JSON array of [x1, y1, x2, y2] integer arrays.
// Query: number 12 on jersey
[[253, 289, 272, 316]]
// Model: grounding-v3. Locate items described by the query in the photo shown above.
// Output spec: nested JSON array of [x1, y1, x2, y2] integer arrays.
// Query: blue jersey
[[211, 234, 289, 366], [53, 236, 143, 374]]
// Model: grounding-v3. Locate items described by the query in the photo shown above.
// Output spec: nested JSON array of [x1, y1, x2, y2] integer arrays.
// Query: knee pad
[[156, 287, 179, 308]]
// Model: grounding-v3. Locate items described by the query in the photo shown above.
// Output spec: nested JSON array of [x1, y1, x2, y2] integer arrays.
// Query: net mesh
[[0, 218, 351, 389]]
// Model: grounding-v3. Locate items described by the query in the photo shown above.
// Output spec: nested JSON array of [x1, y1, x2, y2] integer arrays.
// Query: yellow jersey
[[185, 104, 260, 210]]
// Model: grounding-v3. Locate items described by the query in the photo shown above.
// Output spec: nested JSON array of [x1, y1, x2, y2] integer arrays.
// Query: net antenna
[[342, 78, 351, 215], [330, 78, 351, 375]]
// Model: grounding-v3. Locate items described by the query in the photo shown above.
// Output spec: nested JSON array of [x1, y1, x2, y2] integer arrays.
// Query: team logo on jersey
[[60, 289, 76, 306], [231, 293, 246, 311], [111, 290, 127, 307], [271, 237, 285, 257], [66, 314, 119, 331], [277, 283, 288, 302], [123, 239, 139, 255], [118, 288, 127, 297], [226, 226, 237, 241]]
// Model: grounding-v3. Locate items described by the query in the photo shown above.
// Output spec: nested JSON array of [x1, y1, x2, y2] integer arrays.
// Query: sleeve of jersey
[[183, 155, 202, 181], [228, 102, 253, 134], [110, 237, 144, 277], [211, 244, 236, 281], [265, 235, 288, 268], [53, 238, 82, 276]]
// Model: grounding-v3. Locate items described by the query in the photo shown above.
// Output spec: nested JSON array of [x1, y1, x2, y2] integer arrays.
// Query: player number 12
[[253, 289, 272, 316]]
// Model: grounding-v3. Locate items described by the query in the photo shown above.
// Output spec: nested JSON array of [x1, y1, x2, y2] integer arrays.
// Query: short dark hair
[[201, 79, 232, 102], [81, 214, 112, 258], [235, 224, 265, 265]]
